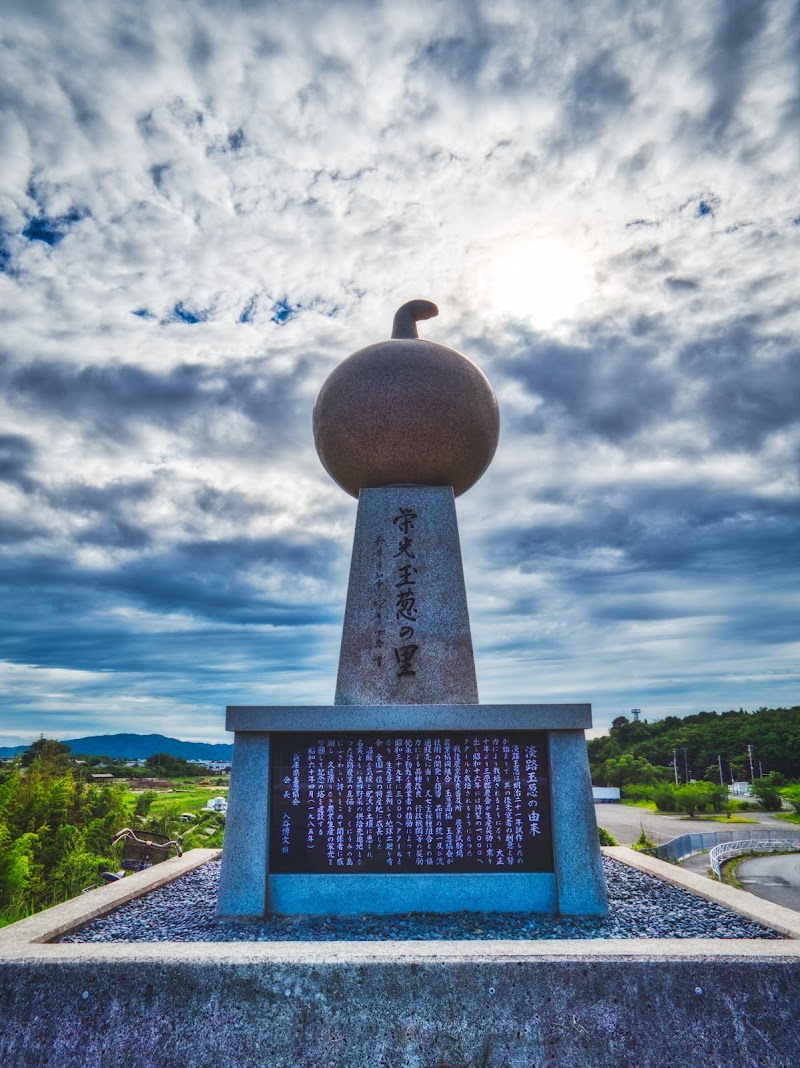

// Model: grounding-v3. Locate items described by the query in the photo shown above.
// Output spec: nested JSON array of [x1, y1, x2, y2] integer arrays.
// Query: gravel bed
[[61, 857, 782, 942]]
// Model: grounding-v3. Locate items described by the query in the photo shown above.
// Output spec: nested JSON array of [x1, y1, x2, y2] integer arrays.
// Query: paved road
[[593, 802, 787, 846], [733, 853, 800, 912], [595, 803, 800, 912]]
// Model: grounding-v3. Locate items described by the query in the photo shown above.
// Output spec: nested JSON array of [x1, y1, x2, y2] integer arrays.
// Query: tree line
[[0, 740, 128, 926], [20, 738, 212, 779], [588, 706, 800, 787]]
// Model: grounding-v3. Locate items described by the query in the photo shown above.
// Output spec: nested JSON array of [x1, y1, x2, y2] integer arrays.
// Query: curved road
[[733, 853, 800, 912], [595, 803, 800, 913]]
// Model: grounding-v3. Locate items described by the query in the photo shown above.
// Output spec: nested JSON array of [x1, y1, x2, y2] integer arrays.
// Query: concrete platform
[[2, 848, 799, 1067]]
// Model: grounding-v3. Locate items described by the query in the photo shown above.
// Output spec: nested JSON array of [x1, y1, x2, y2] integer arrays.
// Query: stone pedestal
[[217, 704, 607, 918]]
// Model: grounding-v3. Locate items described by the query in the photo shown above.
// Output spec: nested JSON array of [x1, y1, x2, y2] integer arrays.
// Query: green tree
[[20, 738, 71, 768], [750, 773, 785, 811], [597, 754, 664, 787], [0, 744, 130, 926], [673, 783, 710, 818], [134, 790, 158, 819]]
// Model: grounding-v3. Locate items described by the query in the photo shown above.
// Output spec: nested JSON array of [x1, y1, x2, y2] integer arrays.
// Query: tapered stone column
[[335, 485, 478, 706]]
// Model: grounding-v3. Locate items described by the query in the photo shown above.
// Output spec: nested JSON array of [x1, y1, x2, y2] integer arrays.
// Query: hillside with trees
[[588, 706, 800, 786], [0, 740, 128, 926], [0, 740, 225, 928]]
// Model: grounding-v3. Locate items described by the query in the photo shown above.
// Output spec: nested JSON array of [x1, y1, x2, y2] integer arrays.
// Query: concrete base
[[267, 872, 557, 914], [2, 850, 800, 1068], [2, 946, 799, 1067]]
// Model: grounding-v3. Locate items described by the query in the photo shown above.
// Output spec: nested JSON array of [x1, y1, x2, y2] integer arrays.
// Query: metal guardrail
[[709, 838, 800, 879], [655, 827, 800, 864]]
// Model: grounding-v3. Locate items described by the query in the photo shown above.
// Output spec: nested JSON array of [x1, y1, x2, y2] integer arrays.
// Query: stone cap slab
[[226, 704, 592, 732]]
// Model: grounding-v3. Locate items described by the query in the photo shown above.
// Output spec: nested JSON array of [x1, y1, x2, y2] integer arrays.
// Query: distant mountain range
[[0, 733, 233, 761]]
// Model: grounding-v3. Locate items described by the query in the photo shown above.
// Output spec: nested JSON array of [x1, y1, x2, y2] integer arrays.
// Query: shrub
[[631, 826, 657, 855], [750, 773, 785, 811], [782, 785, 800, 815], [729, 798, 760, 812], [620, 784, 654, 802], [653, 786, 677, 812], [598, 826, 618, 846]]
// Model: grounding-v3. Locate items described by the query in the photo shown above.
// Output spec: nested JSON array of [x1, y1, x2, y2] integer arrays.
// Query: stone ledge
[[0, 849, 220, 950], [226, 704, 593, 731], [1, 848, 799, 960]]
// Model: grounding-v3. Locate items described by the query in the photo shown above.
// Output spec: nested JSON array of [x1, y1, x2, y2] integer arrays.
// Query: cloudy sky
[[0, 0, 798, 745]]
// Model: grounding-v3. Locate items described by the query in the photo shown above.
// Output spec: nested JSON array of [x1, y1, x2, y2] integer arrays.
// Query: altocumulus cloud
[[0, 0, 798, 743]]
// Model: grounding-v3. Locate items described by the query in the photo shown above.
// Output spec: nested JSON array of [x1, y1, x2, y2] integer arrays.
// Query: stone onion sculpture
[[313, 299, 500, 497]]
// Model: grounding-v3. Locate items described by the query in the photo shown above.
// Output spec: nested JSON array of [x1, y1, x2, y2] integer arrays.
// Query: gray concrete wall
[[2, 947, 799, 1067], [4, 850, 800, 1067]]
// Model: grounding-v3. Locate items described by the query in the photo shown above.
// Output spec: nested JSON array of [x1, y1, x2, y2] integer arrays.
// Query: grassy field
[[621, 799, 759, 822], [122, 780, 228, 820], [679, 814, 759, 824], [119, 778, 229, 849]]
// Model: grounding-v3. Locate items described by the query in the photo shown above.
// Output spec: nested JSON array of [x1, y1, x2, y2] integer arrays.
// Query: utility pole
[[747, 744, 755, 781], [759, 759, 763, 778], [683, 747, 689, 783], [672, 748, 679, 785], [717, 754, 724, 786]]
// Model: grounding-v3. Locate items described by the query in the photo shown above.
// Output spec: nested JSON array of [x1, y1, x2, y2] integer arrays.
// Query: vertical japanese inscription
[[392, 506, 419, 679], [370, 534, 387, 670], [270, 731, 553, 874]]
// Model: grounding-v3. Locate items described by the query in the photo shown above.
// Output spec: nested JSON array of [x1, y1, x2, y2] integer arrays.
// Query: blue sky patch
[[239, 295, 258, 323], [167, 301, 211, 324], [0, 230, 12, 273], [271, 299, 299, 324], [22, 206, 87, 246]]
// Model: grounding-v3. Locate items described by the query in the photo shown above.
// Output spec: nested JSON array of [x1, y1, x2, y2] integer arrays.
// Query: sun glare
[[488, 239, 594, 329]]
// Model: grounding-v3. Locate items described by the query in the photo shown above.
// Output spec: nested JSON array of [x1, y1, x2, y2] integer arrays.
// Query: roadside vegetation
[[0, 739, 226, 928], [589, 705, 800, 786], [590, 706, 800, 821]]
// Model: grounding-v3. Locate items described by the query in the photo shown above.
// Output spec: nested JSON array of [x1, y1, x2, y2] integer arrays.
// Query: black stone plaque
[[269, 731, 553, 874]]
